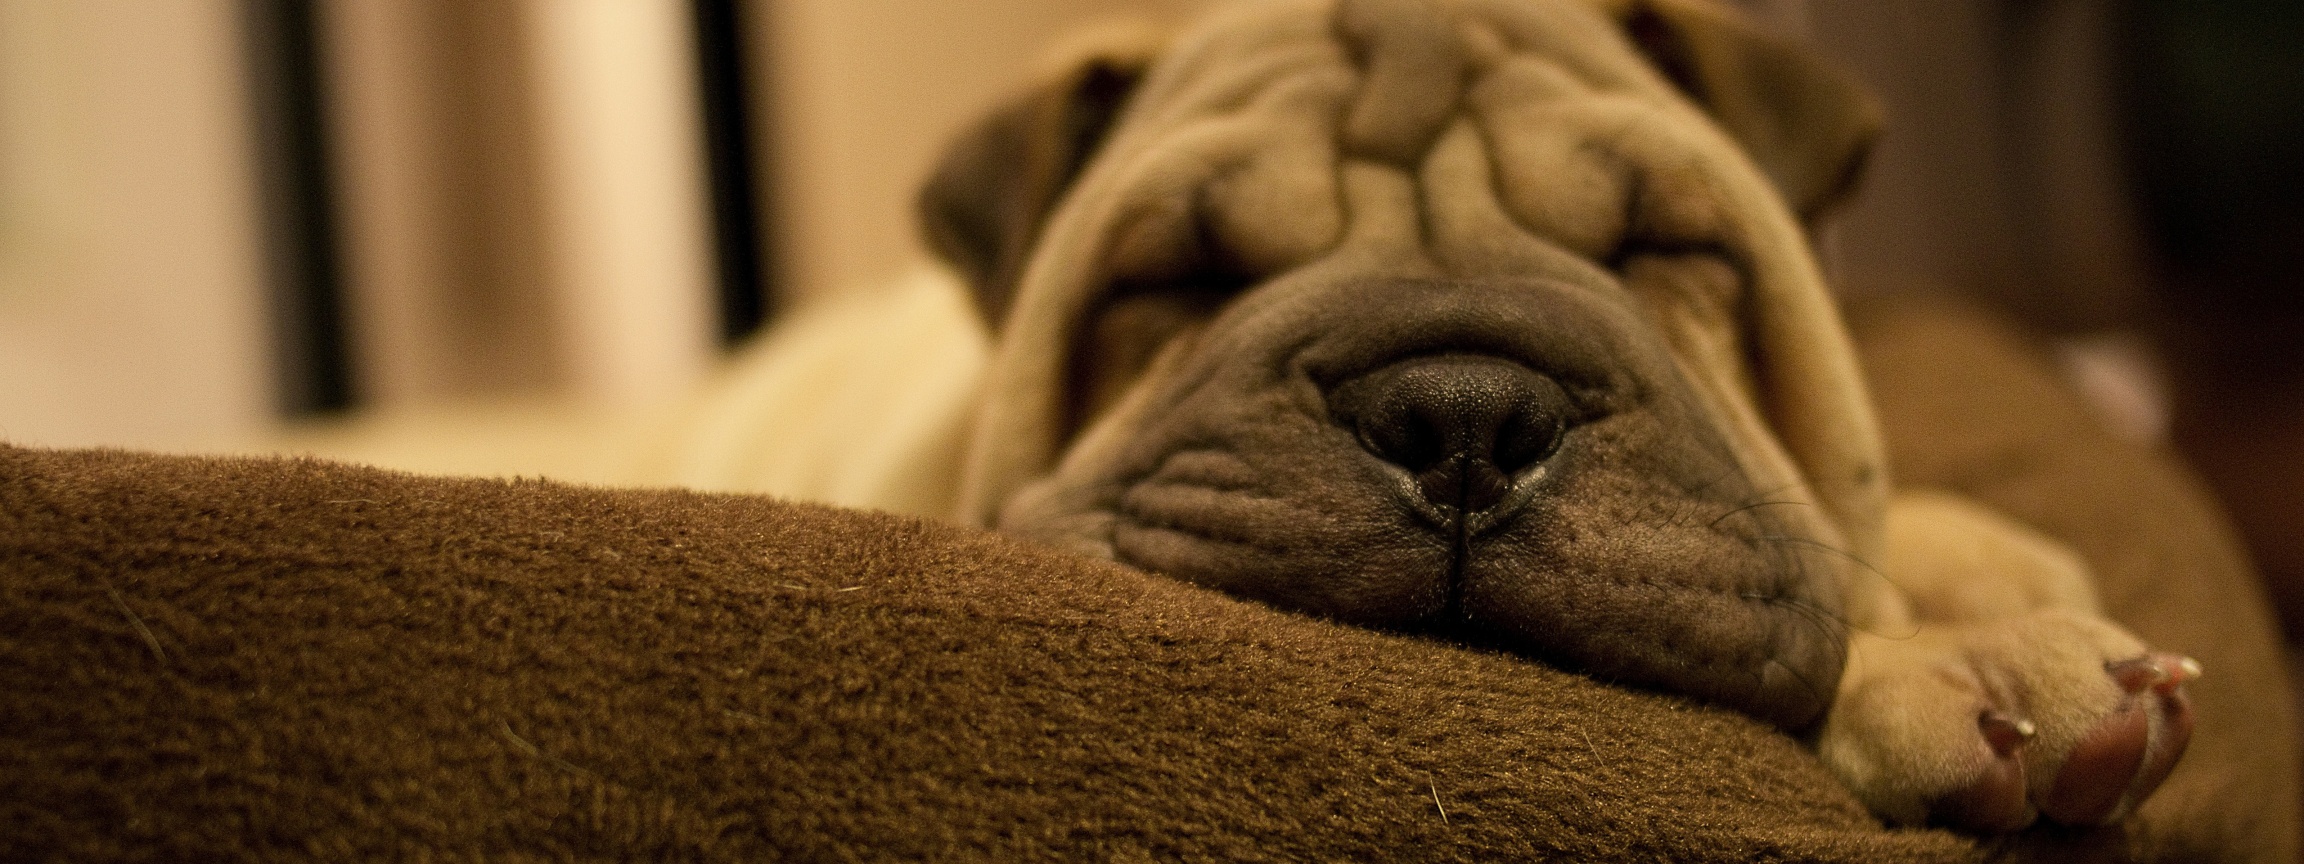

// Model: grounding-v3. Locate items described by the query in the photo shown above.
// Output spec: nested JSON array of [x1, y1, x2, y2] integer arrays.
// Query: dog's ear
[[1617, 0, 1880, 221], [918, 37, 1160, 327]]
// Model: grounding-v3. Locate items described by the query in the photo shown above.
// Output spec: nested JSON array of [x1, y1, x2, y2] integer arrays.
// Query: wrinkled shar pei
[[762, 0, 2204, 832]]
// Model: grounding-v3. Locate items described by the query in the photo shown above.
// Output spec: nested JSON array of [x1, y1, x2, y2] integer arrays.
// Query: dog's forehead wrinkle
[[1479, 108, 1728, 264], [1136, 43, 1347, 132], [1426, 120, 1641, 296], [1112, 22, 1732, 299], [1337, 161, 1435, 252], [1458, 0, 1668, 94], [1111, 1, 1745, 288], [1092, 66, 1357, 283], [1471, 51, 1609, 104], [1128, 0, 1333, 107], [1334, 0, 1470, 166]]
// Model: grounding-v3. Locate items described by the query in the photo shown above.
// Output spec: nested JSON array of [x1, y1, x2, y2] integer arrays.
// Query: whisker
[[1706, 499, 1809, 529], [1762, 654, 1827, 711], [1738, 532, 1923, 640], [1742, 590, 1855, 670], [1749, 534, 1886, 580], [1743, 591, 1847, 640], [1733, 575, 1846, 713], [1684, 466, 1745, 501]]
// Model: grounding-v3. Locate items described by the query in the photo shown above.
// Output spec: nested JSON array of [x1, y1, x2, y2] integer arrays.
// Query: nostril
[[1329, 354, 1569, 511]]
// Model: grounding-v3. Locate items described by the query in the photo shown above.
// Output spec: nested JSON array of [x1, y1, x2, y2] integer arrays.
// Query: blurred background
[[0, 0, 2298, 632], [0, 0, 1211, 453]]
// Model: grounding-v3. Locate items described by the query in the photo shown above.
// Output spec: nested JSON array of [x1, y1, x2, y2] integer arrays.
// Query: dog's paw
[[1818, 610, 2197, 832]]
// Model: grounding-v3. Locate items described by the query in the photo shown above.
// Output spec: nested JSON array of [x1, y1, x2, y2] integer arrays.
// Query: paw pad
[[2040, 653, 2198, 826]]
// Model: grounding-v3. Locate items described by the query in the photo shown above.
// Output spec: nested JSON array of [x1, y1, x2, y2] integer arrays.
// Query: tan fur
[[1825, 493, 2156, 825]]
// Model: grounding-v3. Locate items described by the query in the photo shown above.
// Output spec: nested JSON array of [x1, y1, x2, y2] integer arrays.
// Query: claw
[[2109, 653, 2202, 695], [1979, 711, 2035, 758], [2108, 656, 2168, 692], [2165, 656, 2203, 694]]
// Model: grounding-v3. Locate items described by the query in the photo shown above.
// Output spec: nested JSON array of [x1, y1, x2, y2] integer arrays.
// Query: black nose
[[1327, 355, 1570, 513]]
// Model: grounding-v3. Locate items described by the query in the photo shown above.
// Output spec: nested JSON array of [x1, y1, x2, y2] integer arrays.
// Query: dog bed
[[1, 296, 2295, 861]]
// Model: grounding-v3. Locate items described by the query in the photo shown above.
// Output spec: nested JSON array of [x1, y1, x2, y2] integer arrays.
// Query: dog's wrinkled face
[[1020, 263, 1851, 731], [925, 0, 1886, 731]]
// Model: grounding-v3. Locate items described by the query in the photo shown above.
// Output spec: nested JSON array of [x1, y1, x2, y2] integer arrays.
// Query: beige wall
[[0, 0, 272, 451], [759, 0, 1217, 306], [525, 0, 717, 408], [318, 0, 560, 406], [321, 0, 715, 409], [0, 0, 723, 453]]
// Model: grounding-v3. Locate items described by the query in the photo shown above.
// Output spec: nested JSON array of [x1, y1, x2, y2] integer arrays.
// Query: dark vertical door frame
[[242, 0, 354, 414], [692, 0, 774, 347]]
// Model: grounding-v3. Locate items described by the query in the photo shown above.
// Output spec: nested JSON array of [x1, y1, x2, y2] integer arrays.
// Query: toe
[[2041, 653, 2200, 826], [2041, 695, 2150, 825], [1935, 711, 2036, 831], [2122, 686, 2195, 817], [2109, 653, 2197, 693]]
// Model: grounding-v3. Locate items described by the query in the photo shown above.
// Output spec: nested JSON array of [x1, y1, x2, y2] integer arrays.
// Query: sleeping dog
[[907, 0, 2194, 831]]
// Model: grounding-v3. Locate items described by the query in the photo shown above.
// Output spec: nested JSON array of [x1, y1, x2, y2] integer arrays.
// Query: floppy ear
[[918, 41, 1159, 327], [1604, 0, 1891, 567], [1619, 0, 1881, 222]]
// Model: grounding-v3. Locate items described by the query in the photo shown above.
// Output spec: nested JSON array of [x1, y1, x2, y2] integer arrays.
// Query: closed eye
[[1064, 277, 1243, 438]]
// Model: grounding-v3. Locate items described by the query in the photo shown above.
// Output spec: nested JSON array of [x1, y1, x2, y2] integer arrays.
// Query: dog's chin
[[995, 275, 1852, 730]]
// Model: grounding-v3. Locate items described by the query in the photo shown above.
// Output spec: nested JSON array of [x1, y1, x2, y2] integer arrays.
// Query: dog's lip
[[1375, 459, 1549, 536]]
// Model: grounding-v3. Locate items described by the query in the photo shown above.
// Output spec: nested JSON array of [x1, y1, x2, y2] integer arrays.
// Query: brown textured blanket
[[1, 297, 2296, 861]]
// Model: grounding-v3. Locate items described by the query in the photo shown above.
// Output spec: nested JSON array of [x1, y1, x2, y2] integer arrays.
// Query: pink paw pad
[[2041, 653, 2199, 826]]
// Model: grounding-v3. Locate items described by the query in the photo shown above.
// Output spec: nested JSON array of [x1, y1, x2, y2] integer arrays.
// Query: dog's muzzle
[[1005, 275, 1848, 730]]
